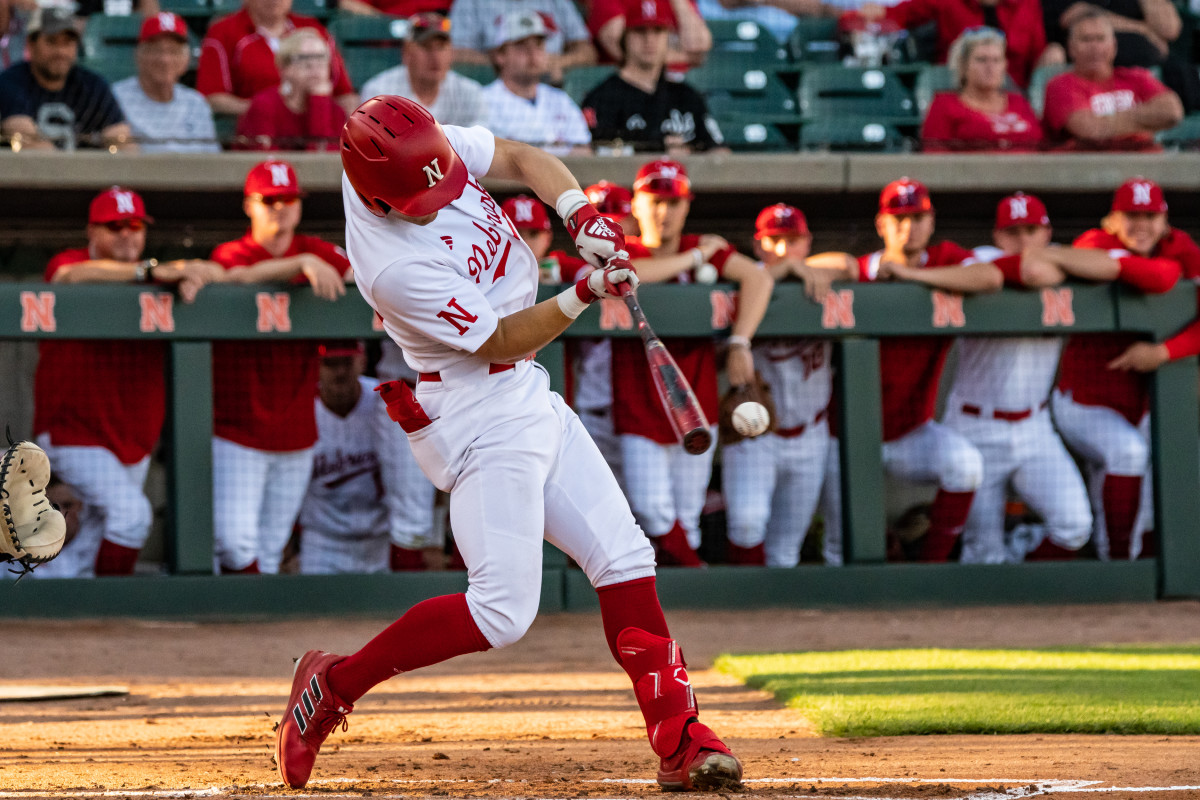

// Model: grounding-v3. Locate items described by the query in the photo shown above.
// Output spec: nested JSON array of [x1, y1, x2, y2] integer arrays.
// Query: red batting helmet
[[341, 95, 468, 218]]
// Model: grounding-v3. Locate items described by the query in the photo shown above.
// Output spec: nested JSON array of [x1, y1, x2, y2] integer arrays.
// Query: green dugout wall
[[0, 279, 1195, 618]]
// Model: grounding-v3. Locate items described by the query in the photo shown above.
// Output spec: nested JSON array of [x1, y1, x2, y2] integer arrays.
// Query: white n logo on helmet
[[423, 158, 445, 189], [514, 199, 534, 221], [642, 0, 656, 17], [1132, 181, 1153, 206], [268, 163, 291, 187], [114, 192, 135, 214], [1008, 196, 1028, 220]]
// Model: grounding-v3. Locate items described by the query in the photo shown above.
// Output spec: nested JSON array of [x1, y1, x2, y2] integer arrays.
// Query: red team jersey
[[210, 233, 351, 451], [920, 91, 1042, 152], [857, 241, 975, 442], [1041, 68, 1170, 151], [1057, 227, 1200, 423], [611, 234, 734, 443], [235, 90, 347, 152], [33, 248, 166, 465]]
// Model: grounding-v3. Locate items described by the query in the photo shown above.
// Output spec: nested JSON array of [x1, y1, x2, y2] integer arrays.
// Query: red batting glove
[[565, 204, 625, 269]]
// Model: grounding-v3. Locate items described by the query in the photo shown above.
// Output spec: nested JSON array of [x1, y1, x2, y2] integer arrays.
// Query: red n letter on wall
[[1041, 288, 1075, 326], [139, 292, 175, 332], [599, 297, 633, 330], [256, 292, 292, 332], [710, 290, 736, 329], [20, 291, 55, 332], [931, 290, 966, 328], [821, 289, 855, 329]]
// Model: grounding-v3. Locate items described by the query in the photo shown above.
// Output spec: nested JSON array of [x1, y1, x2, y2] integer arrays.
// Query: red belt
[[960, 399, 1047, 422], [776, 409, 828, 439], [419, 362, 516, 383]]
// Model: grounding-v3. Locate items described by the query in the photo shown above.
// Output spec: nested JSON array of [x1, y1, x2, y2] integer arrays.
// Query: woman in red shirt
[[235, 28, 347, 151], [921, 27, 1043, 152]]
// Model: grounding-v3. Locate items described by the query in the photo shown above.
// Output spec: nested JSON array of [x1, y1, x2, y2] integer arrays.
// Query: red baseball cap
[[878, 177, 932, 216], [625, 0, 675, 30], [1111, 177, 1167, 214], [633, 159, 692, 199], [755, 203, 809, 239], [502, 194, 551, 232], [245, 160, 305, 201], [139, 11, 188, 42], [318, 340, 366, 358], [89, 186, 154, 225], [994, 192, 1050, 230], [585, 181, 632, 219]]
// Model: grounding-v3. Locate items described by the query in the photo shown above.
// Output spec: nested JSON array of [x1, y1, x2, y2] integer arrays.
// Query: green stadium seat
[[706, 19, 788, 63], [213, 111, 238, 148], [1027, 63, 1069, 118], [79, 14, 143, 83], [212, 0, 331, 17], [800, 117, 906, 151], [562, 64, 615, 105], [797, 64, 915, 123], [787, 17, 840, 64], [328, 15, 407, 91], [713, 115, 793, 151], [688, 55, 799, 118], [451, 62, 495, 85], [1157, 112, 1200, 150]]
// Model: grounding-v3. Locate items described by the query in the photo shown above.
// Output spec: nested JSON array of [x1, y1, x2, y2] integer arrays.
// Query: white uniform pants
[[31, 436, 151, 579], [407, 361, 655, 649], [1052, 390, 1153, 559], [621, 429, 717, 549], [388, 440, 439, 550], [212, 437, 314, 574], [299, 528, 389, 575], [722, 422, 830, 567], [819, 440, 843, 566], [577, 407, 625, 492], [945, 406, 1092, 564]]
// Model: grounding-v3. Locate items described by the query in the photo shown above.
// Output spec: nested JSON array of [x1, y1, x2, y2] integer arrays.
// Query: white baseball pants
[[620, 428, 717, 549], [387, 439, 438, 550], [299, 527, 390, 574], [577, 407, 625, 492], [819, 439, 843, 566]]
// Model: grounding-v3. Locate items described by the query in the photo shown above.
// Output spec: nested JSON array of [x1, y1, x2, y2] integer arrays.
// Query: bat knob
[[682, 428, 712, 455]]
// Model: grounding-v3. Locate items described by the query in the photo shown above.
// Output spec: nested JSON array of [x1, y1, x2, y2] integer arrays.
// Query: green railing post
[[835, 339, 887, 564], [166, 341, 214, 575], [1149, 355, 1200, 596]]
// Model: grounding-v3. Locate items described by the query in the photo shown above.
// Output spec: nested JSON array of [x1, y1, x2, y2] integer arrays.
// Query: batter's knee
[[465, 586, 541, 649]]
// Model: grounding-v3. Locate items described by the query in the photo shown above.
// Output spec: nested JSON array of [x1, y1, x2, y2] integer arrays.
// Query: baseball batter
[[275, 96, 742, 793]]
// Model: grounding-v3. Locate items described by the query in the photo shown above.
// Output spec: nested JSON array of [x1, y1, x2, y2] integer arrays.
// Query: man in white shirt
[[113, 12, 219, 152], [360, 12, 487, 128], [450, 0, 595, 83], [482, 11, 591, 156]]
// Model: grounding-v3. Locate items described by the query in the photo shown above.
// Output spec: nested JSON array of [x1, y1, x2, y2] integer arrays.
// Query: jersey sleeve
[[370, 258, 500, 354], [443, 124, 496, 178], [1128, 66, 1171, 101], [1164, 317, 1200, 361], [1041, 73, 1086, 134], [196, 30, 233, 96], [302, 236, 352, 276], [44, 249, 87, 282]]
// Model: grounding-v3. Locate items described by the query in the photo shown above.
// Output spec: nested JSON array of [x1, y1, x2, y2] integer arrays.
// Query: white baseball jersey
[[481, 82, 591, 157], [753, 339, 832, 429], [344, 124, 536, 374]]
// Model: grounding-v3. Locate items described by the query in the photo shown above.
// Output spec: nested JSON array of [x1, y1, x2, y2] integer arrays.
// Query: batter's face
[[1107, 211, 1168, 255], [756, 233, 812, 265], [993, 223, 1052, 255], [517, 229, 552, 259], [244, 195, 302, 239], [28, 31, 80, 86], [87, 220, 147, 263], [963, 41, 1007, 93], [404, 36, 452, 84], [632, 192, 688, 248], [876, 211, 934, 255]]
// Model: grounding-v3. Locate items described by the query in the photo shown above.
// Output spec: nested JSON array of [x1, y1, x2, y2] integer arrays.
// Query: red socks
[[597, 576, 671, 666], [919, 489, 975, 562], [327, 593, 491, 704], [725, 542, 765, 565], [1103, 474, 1143, 560], [95, 539, 139, 575], [652, 522, 704, 567]]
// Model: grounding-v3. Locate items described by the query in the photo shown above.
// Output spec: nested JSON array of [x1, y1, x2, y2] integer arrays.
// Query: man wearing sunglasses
[[30, 186, 224, 577], [209, 159, 353, 575]]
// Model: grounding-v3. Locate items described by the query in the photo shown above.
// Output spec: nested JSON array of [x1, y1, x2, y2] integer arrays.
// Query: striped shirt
[[0, 62, 124, 149], [112, 77, 220, 153]]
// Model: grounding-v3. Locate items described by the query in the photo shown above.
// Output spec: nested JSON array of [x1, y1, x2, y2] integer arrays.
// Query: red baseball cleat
[[656, 719, 743, 791], [275, 650, 354, 789]]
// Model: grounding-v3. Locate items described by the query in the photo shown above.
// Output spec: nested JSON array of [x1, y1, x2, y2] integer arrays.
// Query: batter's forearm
[[474, 299, 576, 363]]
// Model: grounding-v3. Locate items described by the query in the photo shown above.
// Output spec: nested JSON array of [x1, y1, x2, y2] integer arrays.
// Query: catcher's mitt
[[0, 431, 66, 577], [718, 372, 778, 446]]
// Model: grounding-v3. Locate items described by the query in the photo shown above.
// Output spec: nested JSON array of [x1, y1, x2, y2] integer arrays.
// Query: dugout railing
[[0, 280, 1196, 618]]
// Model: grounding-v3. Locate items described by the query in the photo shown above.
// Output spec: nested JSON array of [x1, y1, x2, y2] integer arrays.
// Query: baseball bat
[[617, 284, 713, 455]]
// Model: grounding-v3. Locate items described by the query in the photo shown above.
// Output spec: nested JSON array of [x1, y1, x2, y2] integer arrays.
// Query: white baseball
[[731, 401, 769, 437], [695, 263, 719, 284]]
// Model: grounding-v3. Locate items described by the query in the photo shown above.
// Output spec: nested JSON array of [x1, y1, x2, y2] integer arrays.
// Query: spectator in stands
[[856, 0, 1060, 89], [921, 26, 1042, 152], [582, 0, 726, 154], [592, 0, 711, 67], [0, 5, 134, 150], [338, 0, 446, 19], [72, 0, 159, 20], [197, 0, 357, 118], [210, 160, 352, 575], [694, 0, 834, 48], [361, 12, 487, 128], [31, 186, 223, 578], [483, 12, 592, 156], [1042, 9, 1182, 151], [449, 0, 595, 84], [235, 28, 346, 151], [615, 159, 773, 566], [113, 12, 219, 153]]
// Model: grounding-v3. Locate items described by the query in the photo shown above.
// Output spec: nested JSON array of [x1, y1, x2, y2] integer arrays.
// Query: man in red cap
[[209, 160, 352, 575], [589, 0, 712, 66], [31, 187, 224, 577], [614, 158, 773, 566], [582, 0, 725, 155], [112, 12, 219, 153]]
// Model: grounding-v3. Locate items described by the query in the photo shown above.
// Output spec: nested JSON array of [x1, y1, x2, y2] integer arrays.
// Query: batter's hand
[[566, 204, 625, 269], [1108, 341, 1170, 372], [300, 255, 347, 301], [580, 256, 639, 301]]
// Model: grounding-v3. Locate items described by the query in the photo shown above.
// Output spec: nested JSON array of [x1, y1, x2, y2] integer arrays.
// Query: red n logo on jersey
[[710, 290, 736, 329], [20, 291, 55, 332], [1040, 287, 1075, 326], [931, 290, 965, 328], [437, 297, 479, 335], [599, 297, 633, 330], [256, 292, 292, 332], [821, 289, 855, 329], [139, 292, 175, 332]]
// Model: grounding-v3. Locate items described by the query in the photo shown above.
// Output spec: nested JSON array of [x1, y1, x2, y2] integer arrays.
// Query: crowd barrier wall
[[0, 278, 1195, 619]]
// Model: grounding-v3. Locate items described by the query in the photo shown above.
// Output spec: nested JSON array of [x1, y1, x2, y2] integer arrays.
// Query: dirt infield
[[2, 602, 1199, 800]]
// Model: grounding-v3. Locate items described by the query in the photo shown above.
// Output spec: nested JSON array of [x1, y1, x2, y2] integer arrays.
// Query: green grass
[[714, 646, 1200, 737]]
